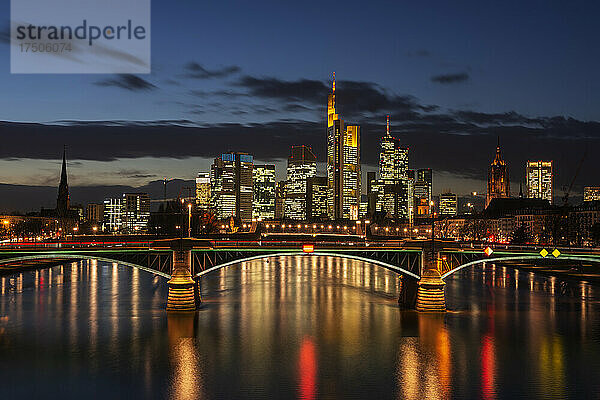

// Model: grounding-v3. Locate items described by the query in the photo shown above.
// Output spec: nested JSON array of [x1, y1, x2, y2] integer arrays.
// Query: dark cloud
[[95, 74, 157, 91], [190, 89, 247, 98], [233, 76, 429, 120], [0, 24, 9, 44], [284, 103, 312, 112], [452, 110, 543, 126], [236, 76, 329, 104], [184, 62, 241, 79], [164, 79, 181, 86], [116, 169, 157, 179], [431, 72, 470, 84]]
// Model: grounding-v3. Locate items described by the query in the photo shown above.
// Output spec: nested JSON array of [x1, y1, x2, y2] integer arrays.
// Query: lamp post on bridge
[[187, 203, 192, 238]]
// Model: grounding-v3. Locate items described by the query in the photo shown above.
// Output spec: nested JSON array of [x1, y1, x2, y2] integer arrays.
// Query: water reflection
[[0, 258, 598, 399]]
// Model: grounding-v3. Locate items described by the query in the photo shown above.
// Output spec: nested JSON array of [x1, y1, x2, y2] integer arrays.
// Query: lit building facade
[[306, 176, 328, 220], [439, 192, 458, 216], [275, 181, 287, 220], [195, 172, 211, 209], [373, 116, 410, 219], [486, 139, 510, 208], [414, 168, 432, 215], [526, 161, 553, 203], [285, 145, 317, 220], [85, 203, 104, 223], [326, 73, 361, 220], [252, 164, 276, 220], [121, 193, 150, 233], [103, 198, 122, 232], [584, 186, 600, 202], [211, 152, 254, 221]]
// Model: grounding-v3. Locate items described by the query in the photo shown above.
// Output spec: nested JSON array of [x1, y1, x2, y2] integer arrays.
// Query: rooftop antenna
[[332, 71, 336, 93], [386, 115, 390, 135]]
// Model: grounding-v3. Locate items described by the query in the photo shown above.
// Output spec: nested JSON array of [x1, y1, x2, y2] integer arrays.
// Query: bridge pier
[[416, 248, 446, 312], [416, 269, 446, 312], [166, 239, 200, 312]]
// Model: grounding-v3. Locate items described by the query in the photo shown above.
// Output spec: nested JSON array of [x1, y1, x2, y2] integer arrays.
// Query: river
[[0, 255, 599, 399]]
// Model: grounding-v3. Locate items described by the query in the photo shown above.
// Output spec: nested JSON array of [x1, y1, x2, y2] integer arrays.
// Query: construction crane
[[562, 151, 586, 206]]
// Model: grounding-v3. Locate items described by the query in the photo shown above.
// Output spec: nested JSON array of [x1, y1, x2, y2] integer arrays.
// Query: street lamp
[[187, 203, 192, 238], [430, 200, 435, 263]]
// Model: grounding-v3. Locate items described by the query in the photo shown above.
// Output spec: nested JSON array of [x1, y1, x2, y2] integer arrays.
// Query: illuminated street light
[[187, 203, 192, 237]]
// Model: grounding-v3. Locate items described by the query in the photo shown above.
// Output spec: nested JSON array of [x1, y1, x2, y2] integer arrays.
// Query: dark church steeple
[[56, 146, 70, 217]]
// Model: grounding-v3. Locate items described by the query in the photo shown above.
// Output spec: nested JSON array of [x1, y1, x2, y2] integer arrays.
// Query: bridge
[[1, 238, 599, 312]]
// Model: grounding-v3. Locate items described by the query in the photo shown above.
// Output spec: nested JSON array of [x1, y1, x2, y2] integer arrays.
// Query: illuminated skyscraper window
[[326, 73, 361, 220], [121, 193, 150, 233], [526, 161, 553, 203], [211, 152, 254, 221], [285, 145, 317, 220], [195, 172, 211, 209], [375, 116, 409, 219], [439, 192, 458, 216], [253, 165, 276, 219]]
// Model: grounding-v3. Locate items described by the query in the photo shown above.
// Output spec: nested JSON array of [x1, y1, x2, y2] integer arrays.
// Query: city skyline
[[1, 2, 599, 209], [1, 3, 600, 399]]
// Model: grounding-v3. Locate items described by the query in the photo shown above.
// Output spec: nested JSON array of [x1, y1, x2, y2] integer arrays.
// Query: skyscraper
[[526, 161, 553, 203], [121, 193, 150, 233], [285, 145, 317, 220], [56, 147, 70, 218], [373, 116, 410, 218], [306, 176, 328, 220], [326, 73, 361, 220], [275, 181, 287, 220], [439, 192, 458, 216], [379, 116, 408, 180], [486, 139, 510, 208], [103, 197, 122, 232], [414, 168, 432, 214], [366, 171, 377, 214], [195, 172, 211, 209], [253, 165, 276, 219], [211, 152, 254, 221]]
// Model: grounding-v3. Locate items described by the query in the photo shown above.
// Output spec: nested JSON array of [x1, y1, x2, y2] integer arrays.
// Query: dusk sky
[[1, 0, 599, 209]]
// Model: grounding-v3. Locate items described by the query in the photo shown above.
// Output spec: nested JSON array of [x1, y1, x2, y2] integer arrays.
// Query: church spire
[[61, 146, 68, 183], [56, 146, 70, 217]]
